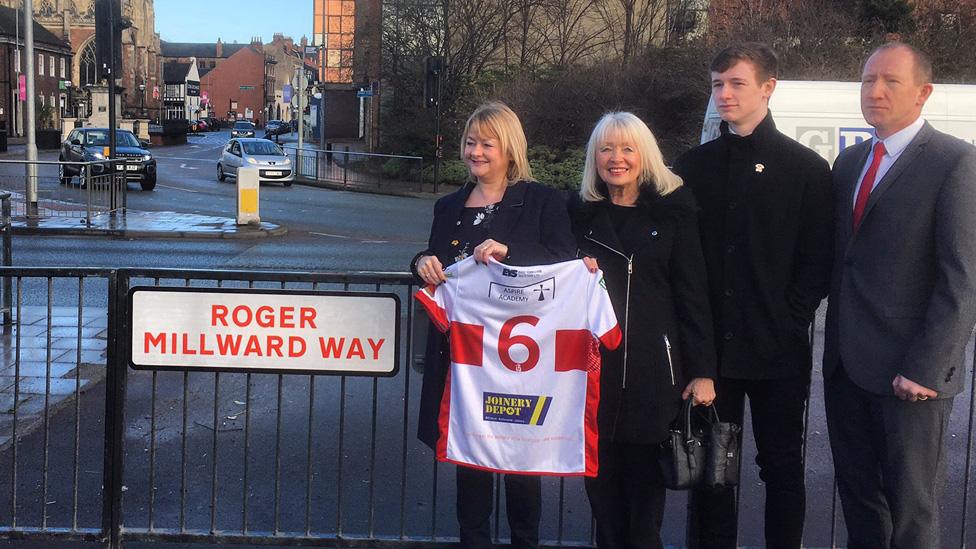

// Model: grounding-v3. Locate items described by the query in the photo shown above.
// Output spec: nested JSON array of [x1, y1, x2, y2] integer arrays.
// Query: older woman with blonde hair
[[569, 111, 717, 549], [411, 101, 576, 549]]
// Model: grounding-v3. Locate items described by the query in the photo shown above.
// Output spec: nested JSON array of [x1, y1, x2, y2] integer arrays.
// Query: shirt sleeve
[[414, 263, 458, 333], [587, 267, 622, 350]]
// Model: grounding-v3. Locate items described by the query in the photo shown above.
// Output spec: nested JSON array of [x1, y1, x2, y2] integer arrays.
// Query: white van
[[701, 80, 976, 163]]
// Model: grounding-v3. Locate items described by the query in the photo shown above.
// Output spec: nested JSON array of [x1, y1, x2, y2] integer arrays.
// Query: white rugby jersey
[[415, 257, 621, 476]]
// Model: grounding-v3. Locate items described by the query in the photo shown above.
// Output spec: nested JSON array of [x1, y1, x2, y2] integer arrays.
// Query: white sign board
[[127, 288, 400, 376]]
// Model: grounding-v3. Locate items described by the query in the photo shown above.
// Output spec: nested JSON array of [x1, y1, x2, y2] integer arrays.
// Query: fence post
[[102, 270, 128, 549], [419, 158, 425, 193], [85, 163, 93, 228], [0, 191, 10, 328], [343, 146, 349, 188]]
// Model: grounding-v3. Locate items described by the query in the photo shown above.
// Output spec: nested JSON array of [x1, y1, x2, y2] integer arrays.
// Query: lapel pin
[[755, 163, 765, 173]]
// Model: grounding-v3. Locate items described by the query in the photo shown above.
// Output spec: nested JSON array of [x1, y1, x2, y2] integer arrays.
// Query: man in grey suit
[[825, 42, 976, 548]]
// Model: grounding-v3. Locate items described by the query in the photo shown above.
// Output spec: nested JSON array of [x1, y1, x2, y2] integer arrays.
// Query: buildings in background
[[0, 5, 72, 135], [312, 0, 380, 147], [161, 58, 199, 121], [0, 0, 162, 134]]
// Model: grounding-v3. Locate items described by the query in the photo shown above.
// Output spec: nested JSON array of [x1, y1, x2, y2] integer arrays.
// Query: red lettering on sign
[[212, 305, 228, 326], [199, 334, 214, 355], [256, 306, 275, 328], [300, 307, 317, 328], [145, 332, 166, 353], [181, 333, 197, 355], [243, 335, 263, 356], [347, 338, 365, 359], [320, 336, 345, 358], [267, 335, 284, 356], [234, 306, 253, 326], [367, 338, 384, 360], [289, 336, 306, 357], [217, 334, 242, 355]]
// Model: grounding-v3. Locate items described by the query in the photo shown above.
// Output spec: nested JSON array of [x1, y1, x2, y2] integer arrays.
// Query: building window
[[315, 0, 355, 83], [80, 41, 98, 86], [39, 94, 44, 106], [38, 53, 44, 76], [60, 56, 66, 78], [49, 56, 55, 77]]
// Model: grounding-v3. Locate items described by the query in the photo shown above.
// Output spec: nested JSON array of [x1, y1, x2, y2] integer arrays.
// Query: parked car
[[230, 121, 256, 138], [189, 119, 208, 133], [58, 128, 157, 191], [263, 120, 291, 140], [217, 138, 293, 186], [204, 117, 222, 131]]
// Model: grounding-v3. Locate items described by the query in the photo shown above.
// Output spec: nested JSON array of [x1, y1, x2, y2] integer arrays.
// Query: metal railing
[[0, 266, 974, 548], [285, 145, 426, 193], [0, 192, 9, 326], [0, 159, 127, 226]]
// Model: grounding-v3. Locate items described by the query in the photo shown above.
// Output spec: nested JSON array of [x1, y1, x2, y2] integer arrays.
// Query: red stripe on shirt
[[599, 324, 622, 351], [414, 285, 450, 333]]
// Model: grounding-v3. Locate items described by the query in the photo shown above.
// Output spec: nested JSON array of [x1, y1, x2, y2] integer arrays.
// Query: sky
[[154, 0, 314, 44]]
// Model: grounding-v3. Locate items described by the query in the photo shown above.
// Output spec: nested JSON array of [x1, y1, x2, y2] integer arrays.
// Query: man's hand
[[892, 374, 938, 402]]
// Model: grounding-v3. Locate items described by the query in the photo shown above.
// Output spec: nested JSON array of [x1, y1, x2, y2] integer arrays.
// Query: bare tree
[[534, 0, 613, 68]]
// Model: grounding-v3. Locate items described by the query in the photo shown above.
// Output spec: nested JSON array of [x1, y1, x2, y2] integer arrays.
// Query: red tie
[[852, 141, 887, 232]]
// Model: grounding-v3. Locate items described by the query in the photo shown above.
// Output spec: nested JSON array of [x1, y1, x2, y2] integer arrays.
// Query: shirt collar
[[875, 116, 925, 157]]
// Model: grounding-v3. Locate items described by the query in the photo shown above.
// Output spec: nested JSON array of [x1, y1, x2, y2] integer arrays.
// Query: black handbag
[[659, 398, 741, 490]]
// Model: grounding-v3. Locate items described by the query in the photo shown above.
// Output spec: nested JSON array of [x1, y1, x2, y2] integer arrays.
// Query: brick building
[[160, 38, 251, 77], [312, 0, 381, 146], [198, 41, 267, 125], [0, 0, 165, 125], [0, 5, 72, 135]]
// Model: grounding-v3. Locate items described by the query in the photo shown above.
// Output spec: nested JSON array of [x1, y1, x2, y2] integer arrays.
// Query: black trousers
[[584, 440, 666, 549], [456, 466, 541, 549], [689, 374, 810, 549], [825, 366, 952, 549]]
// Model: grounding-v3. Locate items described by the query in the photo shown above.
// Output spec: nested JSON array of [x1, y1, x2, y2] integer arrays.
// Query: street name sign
[[127, 287, 400, 376]]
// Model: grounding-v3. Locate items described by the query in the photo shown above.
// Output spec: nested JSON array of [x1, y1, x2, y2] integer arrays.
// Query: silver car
[[217, 138, 294, 186]]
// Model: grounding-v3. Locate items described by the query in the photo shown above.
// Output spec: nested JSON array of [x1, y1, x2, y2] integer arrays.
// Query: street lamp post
[[138, 82, 146, 118]]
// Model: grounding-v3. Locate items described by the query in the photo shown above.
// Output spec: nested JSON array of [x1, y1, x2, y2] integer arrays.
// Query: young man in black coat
[[672, 43, 834, 549]]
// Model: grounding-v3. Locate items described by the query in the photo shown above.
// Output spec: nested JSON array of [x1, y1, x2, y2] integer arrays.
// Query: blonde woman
[[410, 101, 575, 549], [569, 112, 716, 549]]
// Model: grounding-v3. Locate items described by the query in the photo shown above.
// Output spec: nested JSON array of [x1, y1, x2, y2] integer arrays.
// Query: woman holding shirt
[[411, 101, 575, 549]]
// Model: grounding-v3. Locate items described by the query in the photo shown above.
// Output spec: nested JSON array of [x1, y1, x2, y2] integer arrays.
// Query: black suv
[[59, 128, 157, 190]]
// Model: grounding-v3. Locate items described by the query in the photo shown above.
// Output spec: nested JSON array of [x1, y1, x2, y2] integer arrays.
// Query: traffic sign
[[357, 89, 373, 98]]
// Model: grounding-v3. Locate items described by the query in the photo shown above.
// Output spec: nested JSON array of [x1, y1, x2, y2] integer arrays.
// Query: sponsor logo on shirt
[[488, 277, 555, 303], [483, 392, 552, 425]]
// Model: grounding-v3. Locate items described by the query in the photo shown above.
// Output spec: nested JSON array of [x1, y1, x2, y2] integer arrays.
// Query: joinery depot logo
[[488, 277, 555, 303], [483, 392, 552, 425]]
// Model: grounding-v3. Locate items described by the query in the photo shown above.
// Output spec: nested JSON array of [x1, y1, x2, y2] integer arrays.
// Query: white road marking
[[179, 163, 198, 170], [310, 232, 351, 239], [362, 240, 389, 244], [157, 184, 200, 193]]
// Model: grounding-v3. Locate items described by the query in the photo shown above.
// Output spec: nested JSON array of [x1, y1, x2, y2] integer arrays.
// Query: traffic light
[[95, 0, 130, 80], [424, 56, 444, 109]]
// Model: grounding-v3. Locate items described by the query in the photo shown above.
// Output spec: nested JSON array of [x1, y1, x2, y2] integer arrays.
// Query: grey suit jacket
[[824, 122, 976, 397]]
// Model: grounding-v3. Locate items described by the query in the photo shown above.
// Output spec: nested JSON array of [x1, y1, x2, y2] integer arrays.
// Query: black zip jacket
[[673, 113, 834, 380], [569, 185, 717, 444]]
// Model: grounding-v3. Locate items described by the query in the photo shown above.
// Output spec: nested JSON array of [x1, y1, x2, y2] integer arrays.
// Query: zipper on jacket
[[585, 233, 634, 389], [664, 334, 676, 386]]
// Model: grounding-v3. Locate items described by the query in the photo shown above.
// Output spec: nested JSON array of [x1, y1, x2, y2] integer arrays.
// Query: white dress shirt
[[852, 116, 926, 207]]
